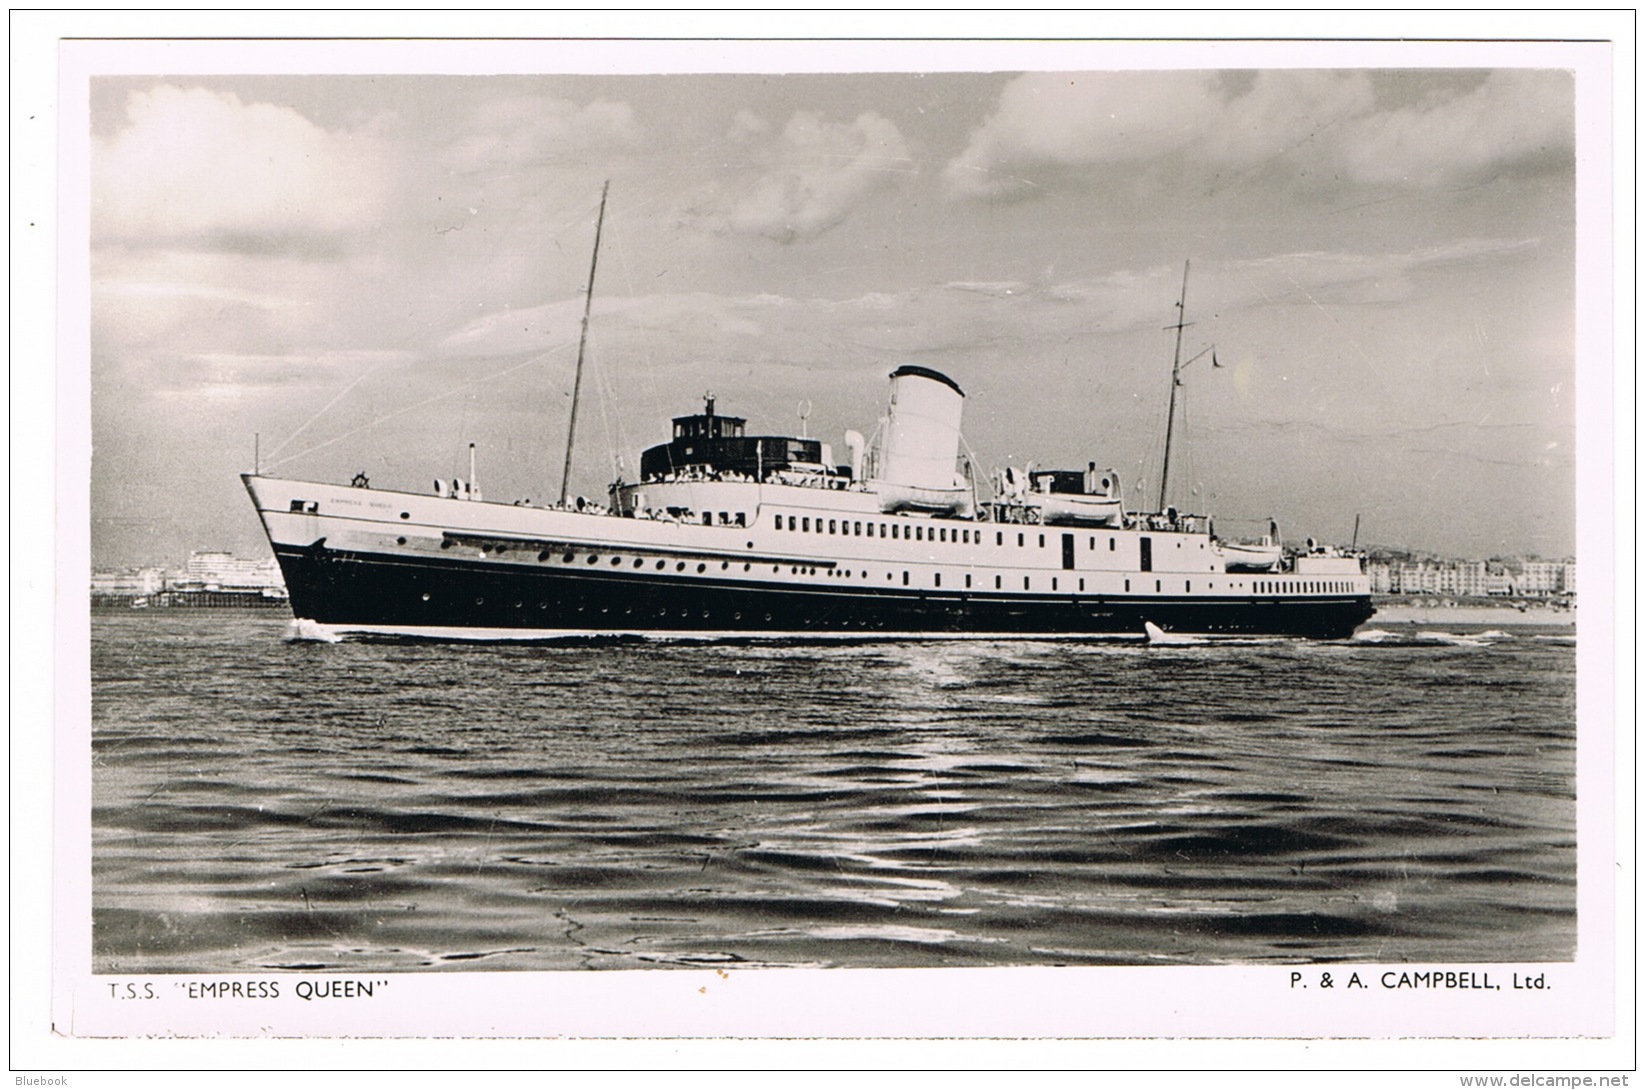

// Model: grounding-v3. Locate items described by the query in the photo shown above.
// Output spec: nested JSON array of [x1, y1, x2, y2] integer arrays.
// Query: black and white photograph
[[18, 13, 1630, 1074]]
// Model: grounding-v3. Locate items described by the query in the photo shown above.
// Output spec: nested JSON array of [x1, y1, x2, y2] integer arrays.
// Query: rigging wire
[[262, 237, 520, 464], [1179, 383, 1199, 509], [602, 190, 671, 468], [597, 203, 641, 484], [263, 340, 576, 472], [262, 199, 602, 472]]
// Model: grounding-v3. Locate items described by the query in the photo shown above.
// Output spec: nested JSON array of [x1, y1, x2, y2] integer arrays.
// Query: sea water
[[88, 612, 1577, 972]]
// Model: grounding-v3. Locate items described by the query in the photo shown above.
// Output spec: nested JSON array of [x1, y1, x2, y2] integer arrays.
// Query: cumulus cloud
[[727, 109, 770, 142], [944, 70, 1571, 199], [93, 85, 391, 245], [444, 94, 643, 174], [1227, 237, 1543, 310], [1333, 70, 1573, 185], [436, 291, 773, 359], [684, 110, 912, 242], [944, 71, 1223, 196]]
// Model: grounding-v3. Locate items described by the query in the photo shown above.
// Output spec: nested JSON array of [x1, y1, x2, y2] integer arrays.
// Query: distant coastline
[[90, 591, 288, 610], [1370, 596, 1575, 627]]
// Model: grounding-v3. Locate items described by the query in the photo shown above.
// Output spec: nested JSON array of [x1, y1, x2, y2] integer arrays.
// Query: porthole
[[634, 558, 644, 568], [539, 551, 551, 562], [611, 556, 622, 566], [397, 536, 407, 546], [697, 563, 707, 573], [399, 512, 410, 520], [587, 555, 599, 564], [441, 541, 452, 550], [721, 560, 729, 570], [657, 560, 666, 570], [562, 551, 575, 563], [475, 597, 485, 605], [421, 592, 431, 602], [677, 562, 686, 572]]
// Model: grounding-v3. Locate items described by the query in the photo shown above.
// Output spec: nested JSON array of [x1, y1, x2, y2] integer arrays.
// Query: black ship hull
[[274, 542, 1375, 640]]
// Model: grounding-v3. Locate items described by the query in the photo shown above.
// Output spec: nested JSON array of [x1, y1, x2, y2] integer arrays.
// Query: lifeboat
[[1005, 466, 1125, 526], [1216, 541, 1284, 572]]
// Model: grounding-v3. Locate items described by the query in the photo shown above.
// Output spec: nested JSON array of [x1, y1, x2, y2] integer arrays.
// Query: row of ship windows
[[424, 592, 787, 624], [1259, 580, 1358, 595], [460, 542, 1354, 597], [774, 514, 1127, 552]]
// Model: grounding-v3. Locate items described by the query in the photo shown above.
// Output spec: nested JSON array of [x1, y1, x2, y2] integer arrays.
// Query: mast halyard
[[560, 180, 610, 508], [1157, 260, 1192, 513]]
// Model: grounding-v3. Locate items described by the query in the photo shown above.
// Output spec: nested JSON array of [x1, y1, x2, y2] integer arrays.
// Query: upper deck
[[639, 394, 835, 483]]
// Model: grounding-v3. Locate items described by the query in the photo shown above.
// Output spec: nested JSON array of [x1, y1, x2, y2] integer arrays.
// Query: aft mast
[[559, 181, 611, 508]]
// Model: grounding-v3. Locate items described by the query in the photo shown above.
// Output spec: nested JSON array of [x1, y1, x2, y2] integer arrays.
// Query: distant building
[[174, 551, 285, 593], [1517, 560, 1570, 596], [1370, 555, 1574, 599], [1391, 561, 1452, 595], [1454, 560, 1490, 598], [91, 551, 287, 608], [1483, 565, 1518, 597], [89, 567, 167, 597]]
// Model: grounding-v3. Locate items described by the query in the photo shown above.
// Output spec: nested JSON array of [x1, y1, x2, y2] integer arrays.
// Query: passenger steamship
[[245, 189, 1371, 639], [244, 359, 1373, 640]]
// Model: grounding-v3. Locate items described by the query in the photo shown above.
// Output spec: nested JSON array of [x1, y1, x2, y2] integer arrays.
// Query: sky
[[84, 58, 1583, 568]]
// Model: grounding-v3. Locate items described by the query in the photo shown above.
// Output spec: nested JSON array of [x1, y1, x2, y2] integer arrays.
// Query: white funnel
[[877, 366, 964, 491]]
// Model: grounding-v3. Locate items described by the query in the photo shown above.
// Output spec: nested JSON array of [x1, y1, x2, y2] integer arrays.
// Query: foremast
[[559, 180, 610, 508]]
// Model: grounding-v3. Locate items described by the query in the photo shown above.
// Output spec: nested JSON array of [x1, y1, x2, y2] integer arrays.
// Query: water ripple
[[92, 611, 1576, 972]]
